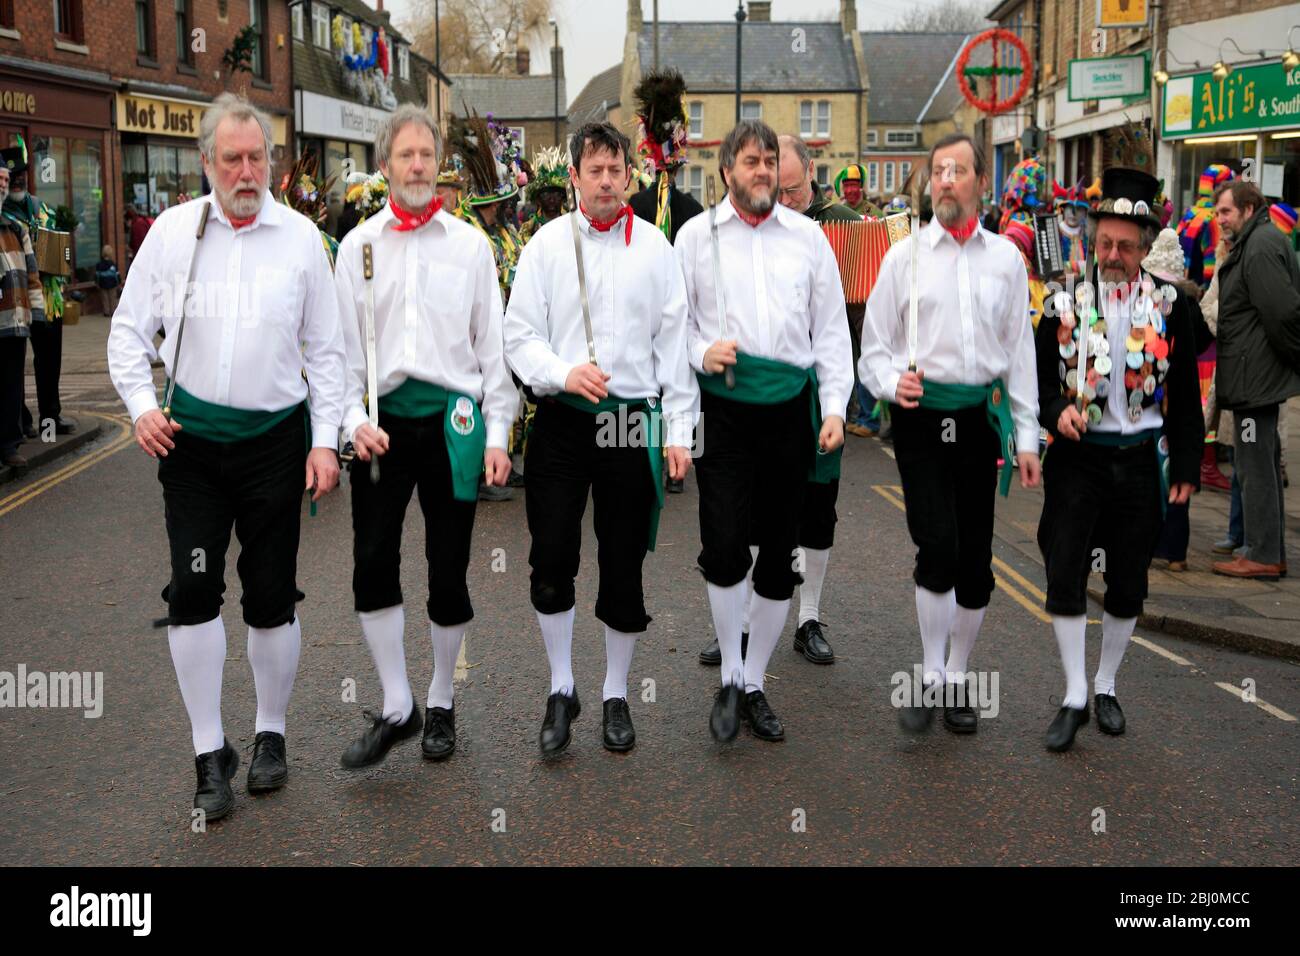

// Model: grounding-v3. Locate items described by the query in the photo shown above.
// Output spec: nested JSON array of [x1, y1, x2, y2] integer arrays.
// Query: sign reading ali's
[[1161, 61, 1300, 139], [117, 93, 200, 137], [1069, 54, 1149, 102]]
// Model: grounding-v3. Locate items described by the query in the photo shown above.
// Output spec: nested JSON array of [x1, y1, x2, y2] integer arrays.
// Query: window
[[800, 100, 813, 137], [54, 0, 84, 41], [398, 44, 410, 81], [312, 2, 330, 48], [686, 165, 703, 205], [0, 0, 13, 29], [816, 100, 830, 137], [816, 164, 829, 187], [249, 0, 268, 79], [291, 2, 303, 41], [900, 160, 912, 182], [510, 126, 525, 152], [136, 0, 154, 57], [175, 0, 191, 65], [886, 129, 918, 146], [688, 101, 703, 139], [866, 129, 877, 146], [884, 162, 895, 192], [740, 101, 761, 121], [31, 134, 103, 280], [867, 162, 878, 191]]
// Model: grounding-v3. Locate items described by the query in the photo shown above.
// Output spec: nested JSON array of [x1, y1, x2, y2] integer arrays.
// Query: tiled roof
[[448, 73, 567, 121], [860, 32, 969, 124], [567, 63, 622, 129]]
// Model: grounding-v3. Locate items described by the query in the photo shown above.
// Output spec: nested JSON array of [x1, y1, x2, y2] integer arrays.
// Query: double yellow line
[[870, 484, 1051, 622], [0, 413, 134, 518]]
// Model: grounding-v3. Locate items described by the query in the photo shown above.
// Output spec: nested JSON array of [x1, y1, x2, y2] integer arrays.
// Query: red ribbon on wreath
[[956, 28, 1033, 116]]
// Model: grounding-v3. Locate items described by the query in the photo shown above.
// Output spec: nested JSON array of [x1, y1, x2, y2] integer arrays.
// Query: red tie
[[945, 216, 979, 243], [581, 203, 633, 246], [228, 214, 257, 230], [390, 196, 444, 232]]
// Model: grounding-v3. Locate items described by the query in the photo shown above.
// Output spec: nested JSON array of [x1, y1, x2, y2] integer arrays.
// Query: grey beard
[[935, 198, 967, 227], [8, 188, 25, 203], [391, 181, 434, 211], [0, 187, 7, 205], [216, 182, 264, 219], [734, 182, 775, 217]]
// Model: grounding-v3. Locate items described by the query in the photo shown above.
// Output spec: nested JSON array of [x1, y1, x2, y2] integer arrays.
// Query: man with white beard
[[860, 132, 1041, 736], [108, 92, 347, 821], [334, 105, 517, 767]]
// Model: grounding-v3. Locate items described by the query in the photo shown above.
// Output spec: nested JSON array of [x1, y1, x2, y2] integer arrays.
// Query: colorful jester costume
[[1176, 164, 1233, 290]]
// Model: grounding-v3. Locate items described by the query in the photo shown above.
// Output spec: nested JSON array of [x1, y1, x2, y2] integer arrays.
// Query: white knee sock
[[915, 586, 956, 687], [741, 545, 759, 633], [426, 621, 466, 711], [168, 617, 227, 755], [1095, 612, 1136, 698], [944, 605, 986, 683], [537, 608, 575, 695], [247, 616, 301, 736], [707, 581, 747, 687], [1052, 614, 1088, 709], [602, 627, 637, 701], [359, 605, 413, 724], [744, 593, 790, 693], [797, 547, 831, 626]]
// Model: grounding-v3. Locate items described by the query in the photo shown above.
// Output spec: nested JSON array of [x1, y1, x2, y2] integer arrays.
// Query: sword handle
[[724, 367, 736, 390], [370, 456, 380, 485]]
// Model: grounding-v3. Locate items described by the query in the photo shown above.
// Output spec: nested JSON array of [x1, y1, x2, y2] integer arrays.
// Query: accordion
[[821, 214, 910, 304], [33, 228, 72, 278]]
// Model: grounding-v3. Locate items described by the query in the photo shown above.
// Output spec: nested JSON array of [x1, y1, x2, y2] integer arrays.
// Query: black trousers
[[697, 387, 812, 601], [890, 403, 999, 609], [755, 478, 838, 550], [158, 410, 306, 628], [1037, 437, 1162, 618], [20, 317, 61, 429], [351, 410, 478, 626], [525, 398, 656, 633], [0, 335, 26, 455]]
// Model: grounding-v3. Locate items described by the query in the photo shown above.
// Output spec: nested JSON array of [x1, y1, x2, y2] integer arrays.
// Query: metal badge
[[1095, 355, 1112, 376], [1143, 375, 1157, 396], [1065, 368, 1078, 390], [1125, 351, 1144, 370], [1087, 403, 1103, 425], [1059, 341, 1077, 360], [1095, 376, 1110, 398]]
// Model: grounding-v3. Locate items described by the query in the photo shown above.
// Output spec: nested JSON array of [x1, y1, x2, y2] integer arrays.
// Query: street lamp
[[734, 0, 746, 123], [551, 18, 560, 148]]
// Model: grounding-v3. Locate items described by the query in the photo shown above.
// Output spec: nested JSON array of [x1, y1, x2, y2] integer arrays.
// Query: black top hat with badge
[[1, 145, 27, 175], [1088, 119, 1161, 231]]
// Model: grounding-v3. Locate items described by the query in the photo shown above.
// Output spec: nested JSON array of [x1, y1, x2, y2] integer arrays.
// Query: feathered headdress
[[634, 68, 689, 174], [448, 112, 526, 206], [1103, 118, 1156, 176], [526, 146, 569, 202]]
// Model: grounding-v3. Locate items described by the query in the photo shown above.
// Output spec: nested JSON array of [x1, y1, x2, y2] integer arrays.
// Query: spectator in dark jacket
[[1210, 180, 1300, 580]]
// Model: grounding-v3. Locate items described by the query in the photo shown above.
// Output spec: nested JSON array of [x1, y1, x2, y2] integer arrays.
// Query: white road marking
[[1213, 682, 1297, 722]]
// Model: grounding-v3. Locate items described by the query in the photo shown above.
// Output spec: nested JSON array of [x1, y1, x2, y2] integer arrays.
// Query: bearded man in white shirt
[[859, 132, 1041, 737], [675, 120, 853, 745], [107, 93, 347, 822], [333, 105, 518, 769], [504, 122, 698, 757]]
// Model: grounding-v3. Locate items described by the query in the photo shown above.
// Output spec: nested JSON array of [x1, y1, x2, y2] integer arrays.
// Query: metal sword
[[906, 172, 921, 374], [362, 242, 380, 484], [706, 176, 735, 390], [161, 203, 210, 419], [568, 182, 598, 367]]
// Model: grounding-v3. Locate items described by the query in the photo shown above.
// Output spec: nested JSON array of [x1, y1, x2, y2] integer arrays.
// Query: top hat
[[1088, 166, 1162, 231]]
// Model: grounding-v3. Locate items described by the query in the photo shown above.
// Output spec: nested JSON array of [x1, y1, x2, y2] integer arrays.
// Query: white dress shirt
[[107, 191, 347, 449], [675, 196, 853, 420], [335, 203, 519, 450], [504, 210, 699, 448], [859, 219, 1040, 455], [1091, 271, 1164, 435]]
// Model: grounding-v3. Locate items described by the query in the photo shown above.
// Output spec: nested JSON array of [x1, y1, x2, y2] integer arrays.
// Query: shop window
[[30, 134, 104, 282]]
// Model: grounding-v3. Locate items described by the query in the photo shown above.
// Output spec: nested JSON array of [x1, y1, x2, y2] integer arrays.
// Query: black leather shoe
[[1095, 693, 1126, 735], [53, 416, 77, 435], [793, 620, 835, 664], [422, 705, 456, 761], [698, 632, 748, 666], [21, 423, 37, 440], [602, 698, 636, 752], [709, 684, 743, 742], [898, 679, 938, 733], [741, 689, 785, 742], [340, 703, 421, 768], [539, 689, 581, 756], [942, 680, 978, 734], [194, 738, 239, 821], [1045, 703, 1090, 752], [246, 731, 287, 793]]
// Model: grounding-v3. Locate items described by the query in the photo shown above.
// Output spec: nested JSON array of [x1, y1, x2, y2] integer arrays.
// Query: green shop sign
[[1161, 61, 1300, 139]]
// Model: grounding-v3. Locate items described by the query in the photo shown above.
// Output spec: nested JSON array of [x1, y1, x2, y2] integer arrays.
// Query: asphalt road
[[1, 415, 1296, 865]]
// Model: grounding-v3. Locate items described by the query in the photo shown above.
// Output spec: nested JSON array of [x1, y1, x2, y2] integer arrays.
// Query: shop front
[[294, 90, 392, 236], [0, 61, 114, 289]]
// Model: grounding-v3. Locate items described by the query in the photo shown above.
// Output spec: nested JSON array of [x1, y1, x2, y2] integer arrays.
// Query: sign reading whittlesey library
[[1161, 61, 1300, 139], [1069, 54, 1149, 101]]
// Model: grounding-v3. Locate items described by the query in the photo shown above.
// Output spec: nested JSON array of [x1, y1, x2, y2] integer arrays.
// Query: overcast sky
[[377, 0, 977, 107]]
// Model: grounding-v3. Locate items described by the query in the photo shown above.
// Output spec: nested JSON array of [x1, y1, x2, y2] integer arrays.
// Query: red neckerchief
[[581, 203, 633, 245], [730, 196, 772, 228], [390, 196, 443, 232], [944, 216, 979, 243], [228, 214, 257, 230]]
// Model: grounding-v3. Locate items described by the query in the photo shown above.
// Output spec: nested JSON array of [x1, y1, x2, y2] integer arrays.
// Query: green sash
[[696, 352, 842, 483], [1081, 426, 1171, 519], [553, 393, 665, 551], [168, 384, 299, 442], [378, 378, 486, 503], [917, 378, 1017, 498]]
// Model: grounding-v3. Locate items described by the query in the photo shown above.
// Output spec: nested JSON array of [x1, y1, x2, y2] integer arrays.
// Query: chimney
[[627, 0, 643, 35], [517, 46, 531, 74], [840, 0, 857, 35], [748, 1, 771, 21], [551, 45, 564, 79]]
